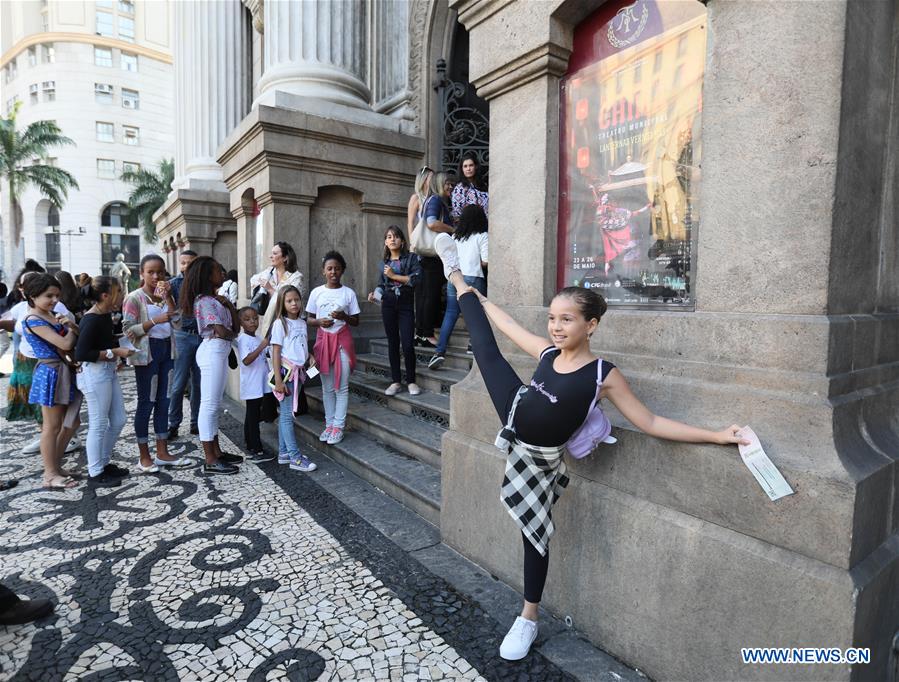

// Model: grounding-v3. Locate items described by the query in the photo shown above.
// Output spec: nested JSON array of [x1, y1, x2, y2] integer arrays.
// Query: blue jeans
[[320, 349, 351, 429], [77, 362, 127, 476], [278, 379, 301, 457], [436, 275, 487, 355], [134, 338, 173, 444], [168, 330, 201, 431]]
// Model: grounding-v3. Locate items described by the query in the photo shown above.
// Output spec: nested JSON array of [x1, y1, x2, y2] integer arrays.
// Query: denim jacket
[[374, 252, 422, 299]]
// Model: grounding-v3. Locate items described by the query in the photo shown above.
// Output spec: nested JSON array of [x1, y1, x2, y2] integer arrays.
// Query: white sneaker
[[407, 383, 422, 396], [154, 456, 192, 468], [22, 437, 42, 454], [326, 427, 345, 445], [65, 437, 81, 453], [385, 383, 402, 396], [434, 233, 461, 280], [499, 616, 538, 661], [319, 426, 333, 442]]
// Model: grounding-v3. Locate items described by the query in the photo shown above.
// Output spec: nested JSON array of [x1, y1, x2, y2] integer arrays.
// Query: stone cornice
[[359, 202, 408, 217], [472, 42, 571, 101], [255, 191, 316, 208], [1, 32, 172, 68], [450, 0, 516, 31]]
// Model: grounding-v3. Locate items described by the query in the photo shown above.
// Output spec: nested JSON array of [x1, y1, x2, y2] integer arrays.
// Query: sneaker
[[289, 454, 317, 472], [103, 463, 130, 478], [0, 597, 54, 626], [407, 383, 422, 396], [326, 427, 345, 445], [385, 383, 402, 396], [22, 437, 42, 454], [219, 451, 244, 464], [167, 427, 179, 441], [135, 461, 159, 474], [499, 616, 539, 661], [248, 450, 274, 464], [154, 456, 192, 468], [416, 337, 437, 349], [87, 471, 121, 488], [204, 460, 239, 475], [64, 437, 81, 454], [434, 232, 461, 279], [319, 426, 333, 442], [428, 354, 445, 370], [277, 452, 292, 465]]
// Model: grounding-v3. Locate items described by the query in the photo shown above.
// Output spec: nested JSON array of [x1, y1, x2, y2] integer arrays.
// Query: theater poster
[[558, 0, 706, 307]]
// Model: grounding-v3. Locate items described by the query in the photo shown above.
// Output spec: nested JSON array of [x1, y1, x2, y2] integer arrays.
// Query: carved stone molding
[[472, 42, 571, 101]]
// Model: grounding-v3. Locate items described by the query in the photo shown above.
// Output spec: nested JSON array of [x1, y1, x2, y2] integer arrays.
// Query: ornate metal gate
[[435, 58, 489, 176]]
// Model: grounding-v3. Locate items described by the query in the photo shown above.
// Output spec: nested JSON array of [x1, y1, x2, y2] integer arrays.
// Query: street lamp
[[52, 225, 87, 272]]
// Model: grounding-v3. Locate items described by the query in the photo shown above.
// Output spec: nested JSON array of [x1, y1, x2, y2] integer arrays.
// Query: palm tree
[[120, 158, 174, 243], [0, 101, 79, 261]]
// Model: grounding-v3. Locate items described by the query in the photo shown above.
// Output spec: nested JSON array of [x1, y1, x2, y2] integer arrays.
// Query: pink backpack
[[566, 360, 617, 459]]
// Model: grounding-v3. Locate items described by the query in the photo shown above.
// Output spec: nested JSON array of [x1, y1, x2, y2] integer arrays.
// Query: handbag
[[566, 360, 618, 459], [228, 348, 238, 370], [250, 268, 275, 315], [409, 198, 438, 257]]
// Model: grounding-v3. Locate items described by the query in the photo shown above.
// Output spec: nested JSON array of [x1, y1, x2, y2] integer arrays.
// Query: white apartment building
[[0, 0, 173, 284]]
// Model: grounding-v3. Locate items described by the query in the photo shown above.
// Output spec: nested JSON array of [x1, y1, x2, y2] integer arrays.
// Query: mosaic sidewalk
[[0, 371, 581, 681]]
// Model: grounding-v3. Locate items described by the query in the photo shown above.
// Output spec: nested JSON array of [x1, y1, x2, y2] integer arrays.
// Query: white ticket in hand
[[305, 366, 320, 379], [737, 427, 794, 501], [118, 336, 137, 351]]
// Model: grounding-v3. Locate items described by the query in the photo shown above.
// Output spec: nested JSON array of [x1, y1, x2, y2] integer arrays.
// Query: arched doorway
[[435, 23, 489, 177]]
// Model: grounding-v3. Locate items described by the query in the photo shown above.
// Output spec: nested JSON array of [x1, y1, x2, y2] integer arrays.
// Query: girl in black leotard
[[433, 233, 749, 661]]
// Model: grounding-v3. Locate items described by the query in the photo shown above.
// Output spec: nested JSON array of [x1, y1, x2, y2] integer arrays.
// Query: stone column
[[256, 0, 371, 109], [369, 0, 412, 119], [172, 0, 250, 190]]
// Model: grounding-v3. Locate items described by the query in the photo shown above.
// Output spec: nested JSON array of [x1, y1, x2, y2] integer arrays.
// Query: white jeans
[[196, 338, 230, 442], [320, 347, 351, 429], [77, 361, 126, 477]]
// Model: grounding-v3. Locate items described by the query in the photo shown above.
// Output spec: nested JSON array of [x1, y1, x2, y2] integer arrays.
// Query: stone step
[[355, 353, 468, 396], [304, 384, 443, 468], [346, 372, 449, 429], [293, 412, 441, 526], [369, 338, 473, 372]]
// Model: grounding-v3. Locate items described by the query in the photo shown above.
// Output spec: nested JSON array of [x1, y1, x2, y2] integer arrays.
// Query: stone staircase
[[294, 326, 472, 527]]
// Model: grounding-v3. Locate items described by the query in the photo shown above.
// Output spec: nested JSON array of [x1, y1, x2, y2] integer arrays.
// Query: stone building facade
[[157, 1, 899, 680]]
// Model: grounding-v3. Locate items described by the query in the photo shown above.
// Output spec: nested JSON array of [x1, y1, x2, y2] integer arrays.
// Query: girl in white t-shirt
[[306, 251, 361, 446], [236, 306, 273, 463], [270, 285, 317, 473]]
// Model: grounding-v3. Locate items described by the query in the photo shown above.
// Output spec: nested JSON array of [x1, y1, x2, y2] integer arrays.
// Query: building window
[[634, 62, 642, 84], [28, 47, 37, 67], [97, 158, 116, 179], [42, 44, 55, 64], [29, 84, 39, 104], [654, 51, 663, 73], [121, 88, 139, 110], [96, 10, 114, 37], [122, 161, 140, 175], [101, 233, 139, 286], [48, 204, 60, 228], [96, 121, 114, 142], [677, 34, 688, 58], [5, 98, 18, 115], [101, 202, 129, 227], [96, 0, 113, 7], [45, 233, 61, 272], [119, 16, 135, 42], [94, 46, 113, 67], [120, 52, 138, 72], [95, 83, 114, 104], [42, 81, 56, 102], [123, 125, 139, 145], [118, 0, 134, 14], [672, 64, 683, 88], [8, 60, 17, 82]]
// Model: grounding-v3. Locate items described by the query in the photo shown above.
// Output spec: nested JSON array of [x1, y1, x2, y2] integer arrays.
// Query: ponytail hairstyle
[[274, 242, 298, 273], [555, 286, 608, 333], [453, 204, 488, 242], [56, 271, 80, 312], [414, 165, 434, 205], [179, 255, 222, 317], [23, 273, 61, 307], [83, 275, 120, 306], [271, 284, 303, 337], [139, 253, 165, 272]]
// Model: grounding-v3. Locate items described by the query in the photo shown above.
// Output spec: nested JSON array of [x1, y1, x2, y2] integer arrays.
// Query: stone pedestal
[[153, 190, 236, 272], [444, 1, 899, 680]]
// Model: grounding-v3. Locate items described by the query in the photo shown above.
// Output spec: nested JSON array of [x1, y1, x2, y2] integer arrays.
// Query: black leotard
[[513, 347, 614, 447]]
